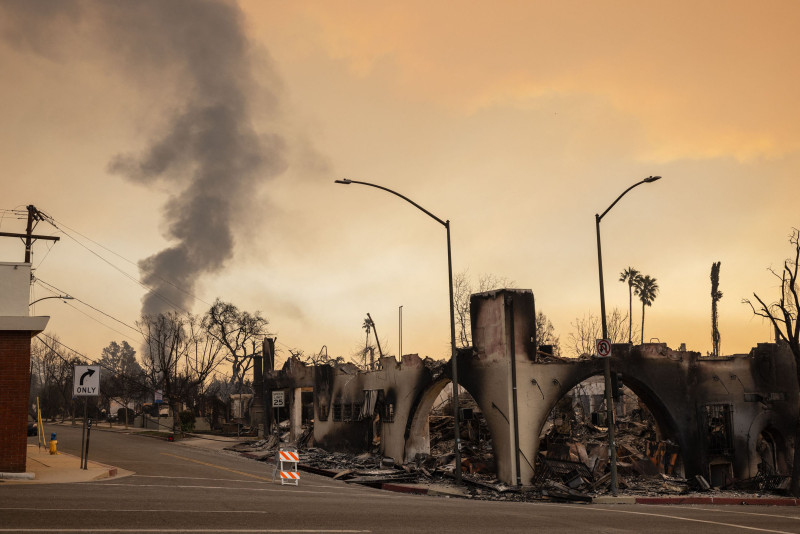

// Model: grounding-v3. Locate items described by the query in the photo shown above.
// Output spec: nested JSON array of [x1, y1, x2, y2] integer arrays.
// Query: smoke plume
[[103, 0, 288, 315], [1, 0, 287, 316]]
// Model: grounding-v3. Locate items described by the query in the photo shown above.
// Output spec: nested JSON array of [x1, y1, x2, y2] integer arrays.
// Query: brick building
[[0, 262, 48, 474]]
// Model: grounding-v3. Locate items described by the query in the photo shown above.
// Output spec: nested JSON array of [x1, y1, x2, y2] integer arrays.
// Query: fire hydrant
[[49, 432, 58, 455]]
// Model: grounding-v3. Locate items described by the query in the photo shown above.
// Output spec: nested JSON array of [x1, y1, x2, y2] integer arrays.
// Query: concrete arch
[[403, 376, 484, 463], [744, 411, 791, 478], [532, 366, 687, 476]]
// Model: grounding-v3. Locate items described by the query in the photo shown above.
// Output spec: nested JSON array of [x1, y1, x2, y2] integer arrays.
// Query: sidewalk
[[0, 444, 132, 484]]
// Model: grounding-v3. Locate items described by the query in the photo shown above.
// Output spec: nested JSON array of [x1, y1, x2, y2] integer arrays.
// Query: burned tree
[[139, 312, 225, 434], [710, 262, 723, 357], [203, 299, 269, 390], [745, 228, 800, 496]]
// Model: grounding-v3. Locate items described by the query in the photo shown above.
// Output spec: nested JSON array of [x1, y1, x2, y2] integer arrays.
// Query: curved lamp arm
[[335, 179, 447, 228], [597, 176, 661, 222], [29, 295, 74, 306]]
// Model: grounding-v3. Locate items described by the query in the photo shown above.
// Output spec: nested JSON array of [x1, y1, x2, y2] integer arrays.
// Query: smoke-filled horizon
[[1, 1, 798, 363]]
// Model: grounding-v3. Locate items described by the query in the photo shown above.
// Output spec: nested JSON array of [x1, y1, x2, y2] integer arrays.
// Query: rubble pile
[[225, 389, 790, 502]]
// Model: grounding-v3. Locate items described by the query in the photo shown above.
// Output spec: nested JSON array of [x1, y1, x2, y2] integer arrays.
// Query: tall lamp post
[[596, 175, 661, 497], [335, 178, 462, 483]]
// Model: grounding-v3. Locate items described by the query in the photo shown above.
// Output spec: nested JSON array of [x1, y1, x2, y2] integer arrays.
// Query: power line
[[51, 225, 190, 314], [34, 278, 142, 337]]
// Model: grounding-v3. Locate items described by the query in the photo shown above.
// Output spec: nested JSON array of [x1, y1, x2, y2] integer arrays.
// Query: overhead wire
[[34, 278, 142, 336]]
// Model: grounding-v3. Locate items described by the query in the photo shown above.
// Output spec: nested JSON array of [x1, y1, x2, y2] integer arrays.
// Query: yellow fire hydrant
[[49, 432, 58, 455]]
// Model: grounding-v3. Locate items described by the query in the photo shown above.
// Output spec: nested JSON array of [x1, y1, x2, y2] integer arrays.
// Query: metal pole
[[83, 418, 92, 470], [596, 214, 618, 496], [399, 306, 403, 360], [594, 176, 661, 496], [335, 179, 463, 482], [446, 222, 462, 484], [80, 398, 87, 469]]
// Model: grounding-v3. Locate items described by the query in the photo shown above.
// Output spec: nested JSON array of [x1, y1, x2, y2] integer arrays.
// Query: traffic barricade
[[273, 446, 300, 486]]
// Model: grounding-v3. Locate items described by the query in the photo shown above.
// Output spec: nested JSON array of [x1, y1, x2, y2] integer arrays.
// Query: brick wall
[[0, 331, 33, 473]]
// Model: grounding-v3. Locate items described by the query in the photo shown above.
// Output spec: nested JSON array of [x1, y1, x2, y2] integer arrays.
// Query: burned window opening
[[384, 403, 395, 423], [318, 402, 329, 422], [705, 403, 734, 457], [332, 402, 342, 422], [343, 403, 353, 422]]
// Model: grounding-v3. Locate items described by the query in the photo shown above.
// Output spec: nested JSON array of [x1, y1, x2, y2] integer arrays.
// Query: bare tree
[[710, 262, 723, 357], [535, 311, 561, 356], [98, 341, 145, 428], [139, 312, 225, 434], [568, 308, 635, 357], [31, 336, 84, 421], [744, 228, 800, 496], [453, 270, 515, 348], [203, 299, 270, 389]]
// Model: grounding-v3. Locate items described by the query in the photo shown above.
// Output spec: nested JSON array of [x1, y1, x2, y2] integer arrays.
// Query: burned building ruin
[[258, 289, 797, 489]]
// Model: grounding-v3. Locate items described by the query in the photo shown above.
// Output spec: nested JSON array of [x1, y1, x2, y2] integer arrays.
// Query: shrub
[[179, 410, 196, 432]]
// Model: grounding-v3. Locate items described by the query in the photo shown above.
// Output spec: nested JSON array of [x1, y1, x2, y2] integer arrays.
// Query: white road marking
[[93, 483, 341, 495], [0, 530, 369, 533], [129, 474, 344, 489], [669, 505, 800, 521], [535, 503, 796, 533], [84, 482, 392, 499]]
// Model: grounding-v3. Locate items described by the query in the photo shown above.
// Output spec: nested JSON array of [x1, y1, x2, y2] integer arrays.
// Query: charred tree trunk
[[792, 347, 800, 497]]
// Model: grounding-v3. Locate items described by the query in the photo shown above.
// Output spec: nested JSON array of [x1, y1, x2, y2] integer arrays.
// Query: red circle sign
[[596, 339, 612, 357]]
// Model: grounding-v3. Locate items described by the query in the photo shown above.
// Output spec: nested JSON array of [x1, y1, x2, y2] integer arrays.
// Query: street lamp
[[335, 178, 463, 483], [595, 175, 661, 496], [29, 295, 74, 306]]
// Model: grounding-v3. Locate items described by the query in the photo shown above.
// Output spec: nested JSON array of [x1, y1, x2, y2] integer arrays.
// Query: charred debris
[[220, 290, 795, 502], [227, 370, 789, 502]]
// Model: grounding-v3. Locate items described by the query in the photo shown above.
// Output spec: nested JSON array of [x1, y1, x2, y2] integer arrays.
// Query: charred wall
[[261, 289, 799, 488]]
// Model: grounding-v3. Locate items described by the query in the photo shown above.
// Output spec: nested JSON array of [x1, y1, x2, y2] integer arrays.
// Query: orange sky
[[1, 1, 798, 366]]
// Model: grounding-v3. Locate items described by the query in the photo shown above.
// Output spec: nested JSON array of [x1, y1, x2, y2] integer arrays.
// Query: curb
[[633, 496, 800, 506], [381, 483, 429, 495], [0, 472, 35, 481]]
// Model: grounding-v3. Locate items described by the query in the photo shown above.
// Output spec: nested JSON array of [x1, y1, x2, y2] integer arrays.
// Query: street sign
[[154, 390, 163, 404], [272, 390, 285, 408], [596, 339, 612, 358], [73, 365, 100, 396]]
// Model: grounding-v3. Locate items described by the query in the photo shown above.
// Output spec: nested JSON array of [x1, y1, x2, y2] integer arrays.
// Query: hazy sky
[[1, 0, 798, 367]]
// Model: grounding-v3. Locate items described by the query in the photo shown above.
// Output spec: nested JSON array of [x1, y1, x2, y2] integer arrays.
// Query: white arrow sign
[[74, 365, 101, 396]]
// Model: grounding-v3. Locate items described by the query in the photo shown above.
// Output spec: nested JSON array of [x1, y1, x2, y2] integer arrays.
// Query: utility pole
[[0, 205, 60, 262]]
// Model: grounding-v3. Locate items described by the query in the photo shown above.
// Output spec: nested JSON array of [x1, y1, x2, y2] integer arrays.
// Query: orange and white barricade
[[273, 446, 300, 486]]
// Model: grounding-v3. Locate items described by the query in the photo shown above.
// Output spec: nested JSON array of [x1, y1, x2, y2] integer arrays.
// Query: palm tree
[[634, 275, 659, 344], [619, 267, 640, 343]]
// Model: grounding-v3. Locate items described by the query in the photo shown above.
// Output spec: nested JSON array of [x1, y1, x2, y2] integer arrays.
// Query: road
[[1, 425, 800, 533]]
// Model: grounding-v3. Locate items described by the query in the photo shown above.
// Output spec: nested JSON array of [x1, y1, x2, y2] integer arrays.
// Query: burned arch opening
[[405, 378, 494, 474], [537, 371, 685, 486]]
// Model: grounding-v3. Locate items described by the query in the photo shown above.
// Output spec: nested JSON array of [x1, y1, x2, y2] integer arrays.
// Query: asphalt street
[[1, 425, 800, 533]]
